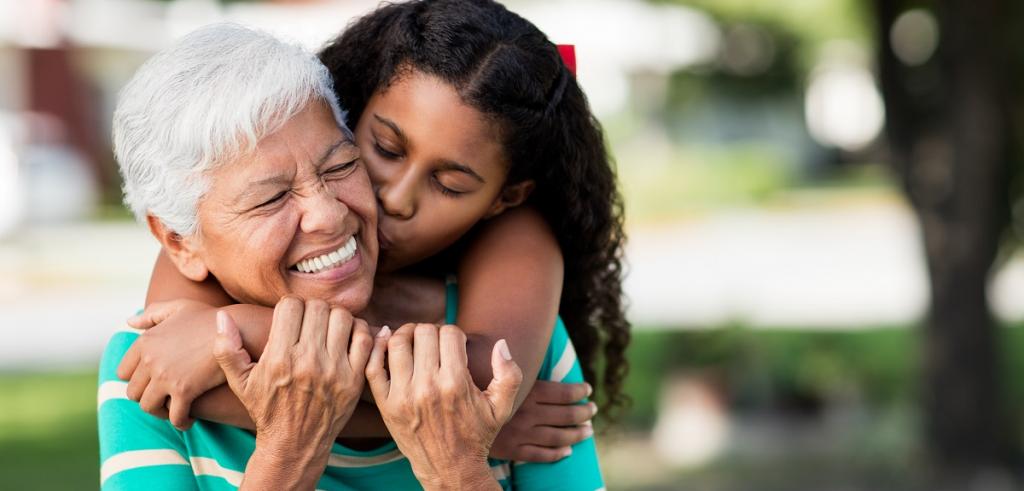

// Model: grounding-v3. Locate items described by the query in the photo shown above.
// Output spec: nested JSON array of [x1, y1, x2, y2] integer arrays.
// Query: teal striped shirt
[[98, 285, 604, 490]]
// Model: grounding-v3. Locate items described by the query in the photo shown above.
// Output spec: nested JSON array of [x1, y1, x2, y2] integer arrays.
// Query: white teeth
[[293, 236, 358, 274]]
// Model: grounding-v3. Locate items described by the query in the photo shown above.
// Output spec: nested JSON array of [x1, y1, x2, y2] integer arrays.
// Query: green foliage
[[0, 372, 99, 489], [654, 0, 873, 69], [618, 143, 794, 221], [622, 326, 920, 427]]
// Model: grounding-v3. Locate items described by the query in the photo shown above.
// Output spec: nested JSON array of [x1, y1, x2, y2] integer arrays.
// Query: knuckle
[[172, 380, 193, 397], [397, 323, 417, 335], [140, 399, 160, 413], [306, 299, 329, 313], [414, 323, 436, 336], [388, 334, 409, 350], [280, 295, 303, 308], [412, 387, 436, 406], [440, 324, 465, 342], [437, 377, 461, 397]]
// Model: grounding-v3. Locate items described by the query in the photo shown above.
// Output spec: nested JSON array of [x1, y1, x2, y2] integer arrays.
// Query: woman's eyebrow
[[372, 114, 407, 144], [318, 138, 351, 166]]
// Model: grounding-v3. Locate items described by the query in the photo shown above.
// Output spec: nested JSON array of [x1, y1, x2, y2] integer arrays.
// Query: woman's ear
[[145, 214, 210, 282], [484, 180, 536, 219]]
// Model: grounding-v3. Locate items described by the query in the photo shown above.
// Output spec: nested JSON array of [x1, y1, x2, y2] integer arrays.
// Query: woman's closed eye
[[322, 159, 359, 179], [256, 190, 288, 209]]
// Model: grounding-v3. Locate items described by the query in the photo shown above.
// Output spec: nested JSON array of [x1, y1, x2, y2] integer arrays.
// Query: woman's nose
[[377, 169, 416, 220], [299, 185, 348, 235]]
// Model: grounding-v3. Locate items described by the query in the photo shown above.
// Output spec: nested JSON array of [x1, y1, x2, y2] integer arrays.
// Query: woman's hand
[[117, 300, 222, 430], [213, 296, 373, 490], [366, 323, 522, 491], [489, 381, 596, 462]]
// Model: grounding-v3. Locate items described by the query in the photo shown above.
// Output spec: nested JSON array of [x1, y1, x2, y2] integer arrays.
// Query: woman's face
[[354, 70, 512, 273], [187, 100, 378, 311]]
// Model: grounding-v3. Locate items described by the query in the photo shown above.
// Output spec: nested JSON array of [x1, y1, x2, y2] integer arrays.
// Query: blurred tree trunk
[[873, 0, 1013, 485]]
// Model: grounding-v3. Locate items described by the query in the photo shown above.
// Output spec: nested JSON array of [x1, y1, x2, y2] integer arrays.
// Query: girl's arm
[[146, 249, 234, 306], [457, 206, 564, 409], [125, 251, 389, 437]]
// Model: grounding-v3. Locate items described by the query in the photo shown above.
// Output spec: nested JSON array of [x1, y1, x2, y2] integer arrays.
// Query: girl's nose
[[377, 168, 416, 220]]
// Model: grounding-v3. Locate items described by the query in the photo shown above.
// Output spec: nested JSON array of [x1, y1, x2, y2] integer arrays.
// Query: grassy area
[[0, 372, 99, 489], [7, 325, 1024, 489]]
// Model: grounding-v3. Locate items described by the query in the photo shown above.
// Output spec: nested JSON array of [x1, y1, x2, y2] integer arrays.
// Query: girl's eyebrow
[[372, 114, 407, 144], [438, 160, 485, 183]]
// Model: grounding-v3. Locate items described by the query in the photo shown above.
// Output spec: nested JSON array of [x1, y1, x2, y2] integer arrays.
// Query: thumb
[[483, 339, 522, 425], [213, 310, 253, 396], [127, 301, 178, 329]]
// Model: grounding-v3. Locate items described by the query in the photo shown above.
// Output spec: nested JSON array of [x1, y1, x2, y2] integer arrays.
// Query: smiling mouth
[[290, 236, 358, 274]]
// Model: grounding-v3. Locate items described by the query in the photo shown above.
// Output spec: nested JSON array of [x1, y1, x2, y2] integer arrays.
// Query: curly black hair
[[319, 0, 631, 419]]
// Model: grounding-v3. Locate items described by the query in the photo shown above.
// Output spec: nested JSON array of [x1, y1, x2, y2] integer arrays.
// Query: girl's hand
[[489, 381, 596, 462], [366, 324, 522, 490], [126, 299, 212, 329], [117, 300, 222, 430], [213, 297, 373, 488]]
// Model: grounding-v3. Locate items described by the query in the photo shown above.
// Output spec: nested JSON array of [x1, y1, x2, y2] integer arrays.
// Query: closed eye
[[433, 176, 465, 198], [257, 190, 288, 208], [374, 141, 401, 159], [323, 159, 358, 177]]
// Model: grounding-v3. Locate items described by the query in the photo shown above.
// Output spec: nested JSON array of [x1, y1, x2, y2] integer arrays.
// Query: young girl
[[119, 0, 628, 486]]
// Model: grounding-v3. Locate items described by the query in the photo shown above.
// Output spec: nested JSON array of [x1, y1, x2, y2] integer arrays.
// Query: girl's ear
[[145, 214, 210, 282], [484, 180, 536, 219]]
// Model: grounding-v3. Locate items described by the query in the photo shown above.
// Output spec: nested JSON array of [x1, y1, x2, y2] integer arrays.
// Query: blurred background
[[1, 0, 1023, 489]]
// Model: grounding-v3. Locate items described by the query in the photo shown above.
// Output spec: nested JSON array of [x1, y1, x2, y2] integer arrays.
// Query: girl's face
[[354, 70, 525, 274]]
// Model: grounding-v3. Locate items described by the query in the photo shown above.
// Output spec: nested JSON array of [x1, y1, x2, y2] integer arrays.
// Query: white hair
[[114, 23, 348, 235]]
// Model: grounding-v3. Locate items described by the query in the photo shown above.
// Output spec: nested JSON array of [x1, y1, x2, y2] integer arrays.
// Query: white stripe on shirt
[[190, 457, 244, 486], [97, 381, 129, 408], [550, 342, 577, 382], [100, 449, 188, 484]]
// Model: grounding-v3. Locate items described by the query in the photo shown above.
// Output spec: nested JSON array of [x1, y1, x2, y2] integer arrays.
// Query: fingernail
[[497, 339, 512, 361], [377, 325, 391, 338], [561, 447, 573, 458], [589, 402, 598, 415], [216, 311, 226, 334], [583, 424, 594, 437], [585, 383, 593, 397]]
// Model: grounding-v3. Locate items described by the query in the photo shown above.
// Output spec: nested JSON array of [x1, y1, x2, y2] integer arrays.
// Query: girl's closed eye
[[432, 173, 471, 197], [434, 177, 465, 198], [373, 140, 401, 159]]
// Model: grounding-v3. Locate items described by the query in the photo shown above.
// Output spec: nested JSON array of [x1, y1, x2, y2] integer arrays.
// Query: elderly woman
[[98, 24, 521, 490]]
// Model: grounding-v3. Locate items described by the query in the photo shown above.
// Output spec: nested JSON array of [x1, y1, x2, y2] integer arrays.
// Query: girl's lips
[[377, 229, 395, 251]]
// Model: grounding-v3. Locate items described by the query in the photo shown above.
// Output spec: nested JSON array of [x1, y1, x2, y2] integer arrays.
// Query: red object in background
[[557, 44, 576, 75]]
